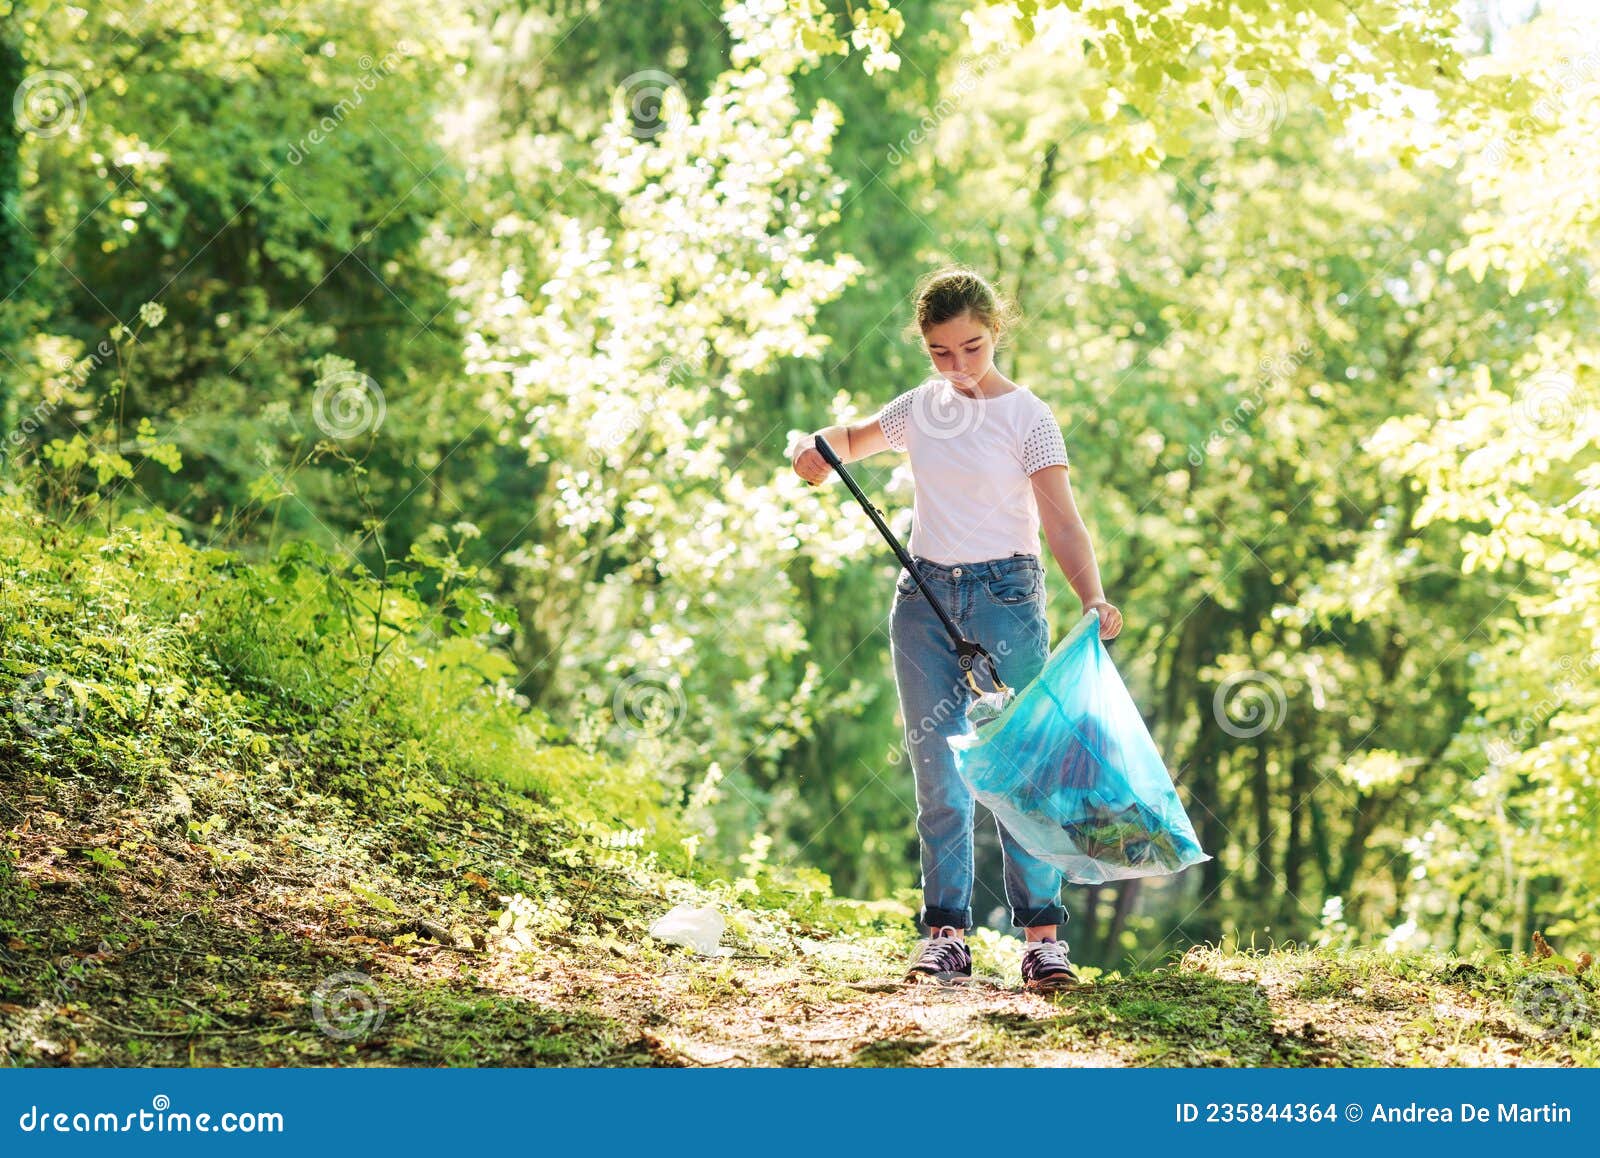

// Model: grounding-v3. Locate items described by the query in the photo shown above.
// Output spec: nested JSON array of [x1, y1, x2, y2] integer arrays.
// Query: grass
[[1, 491, 1595, 1068], [5, 740, 1597, 1067]]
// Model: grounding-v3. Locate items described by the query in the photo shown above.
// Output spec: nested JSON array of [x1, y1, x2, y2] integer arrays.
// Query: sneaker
[[903, 926, 973, 983], [1020, 937, 1081, 992]]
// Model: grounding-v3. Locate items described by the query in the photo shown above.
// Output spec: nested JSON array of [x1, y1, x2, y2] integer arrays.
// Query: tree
[[1, 5, 34, 432]]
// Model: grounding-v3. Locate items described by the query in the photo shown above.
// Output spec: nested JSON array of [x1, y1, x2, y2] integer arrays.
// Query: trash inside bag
[[948, 610, 1211, 885], [648, 903, 728, 955], [966, 684, 1014, 729]]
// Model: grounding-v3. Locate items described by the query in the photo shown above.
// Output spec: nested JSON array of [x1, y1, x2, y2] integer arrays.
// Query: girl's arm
[[1031, 465, 1123, 640], [792, 417, 892, 484]]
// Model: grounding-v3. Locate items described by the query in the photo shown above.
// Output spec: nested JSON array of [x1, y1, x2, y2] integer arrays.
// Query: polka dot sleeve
[[875, 387, 918, 452], [1022, 409, 1070, 475]]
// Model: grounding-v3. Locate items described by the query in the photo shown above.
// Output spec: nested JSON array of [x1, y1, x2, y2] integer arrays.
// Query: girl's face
[[922, 312, 996, 391]]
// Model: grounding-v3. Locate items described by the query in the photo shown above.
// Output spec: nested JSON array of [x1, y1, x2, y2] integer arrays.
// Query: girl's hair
[[902, 265, 1022, 346]]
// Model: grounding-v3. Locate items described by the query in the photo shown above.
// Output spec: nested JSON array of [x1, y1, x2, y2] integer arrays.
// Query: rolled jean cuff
[[1011, 904, 1068, 929], [921, 905, 972, 931]]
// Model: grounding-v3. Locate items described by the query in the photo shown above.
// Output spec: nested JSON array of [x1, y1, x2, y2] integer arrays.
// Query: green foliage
[[8, 0, 468, 555], [0, 482, 692, 882], [4, 0, 1599, 965], [449, 3, 875, 829], [0, 6, 27, 381], [1439, 11, 1600, 291]]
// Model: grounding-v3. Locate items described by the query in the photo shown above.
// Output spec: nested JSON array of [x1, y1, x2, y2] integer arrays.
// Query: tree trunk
[[1332, 787, 1389, 909], [1308, 784, 1334, 893], [1184, 621, 1226, 908], [1284, 744, 1311, 916], [1105, 879, 1141, 955], [1080, 884, 1101, 952], [0, 23, 29, 422], [1252, 740, 1273, 897], [1006, 142, 1060, 315]]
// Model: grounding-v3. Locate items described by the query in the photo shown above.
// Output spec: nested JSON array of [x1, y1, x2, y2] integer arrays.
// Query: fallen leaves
[[1531, 931, 1594, 975], [32, 1036, 77, 1064]]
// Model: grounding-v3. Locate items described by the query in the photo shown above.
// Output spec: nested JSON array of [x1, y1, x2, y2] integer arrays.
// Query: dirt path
[[3, 761, 1593, 1067]]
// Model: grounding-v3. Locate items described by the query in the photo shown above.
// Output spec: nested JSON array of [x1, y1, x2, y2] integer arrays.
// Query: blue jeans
[[889, 552, 1068, 932]]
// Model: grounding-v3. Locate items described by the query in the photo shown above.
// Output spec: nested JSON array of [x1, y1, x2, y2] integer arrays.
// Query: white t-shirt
[[875, 378, 1070, 565]]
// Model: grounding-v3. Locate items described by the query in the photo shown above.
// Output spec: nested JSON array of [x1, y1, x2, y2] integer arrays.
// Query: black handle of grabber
[[812, 435, 1009, 699]]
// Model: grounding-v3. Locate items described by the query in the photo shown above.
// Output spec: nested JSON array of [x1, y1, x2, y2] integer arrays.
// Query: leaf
[[351, 885, 400, 914]]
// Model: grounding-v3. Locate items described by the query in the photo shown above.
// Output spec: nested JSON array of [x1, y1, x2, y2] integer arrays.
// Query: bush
[[0, 485, 691, 874]]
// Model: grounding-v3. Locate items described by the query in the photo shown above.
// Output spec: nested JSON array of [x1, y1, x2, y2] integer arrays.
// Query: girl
[[791, 266, 1122, 992]]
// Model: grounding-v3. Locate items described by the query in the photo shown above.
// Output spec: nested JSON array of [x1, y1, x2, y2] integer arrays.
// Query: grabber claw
[[957, 639, 1009, 698]]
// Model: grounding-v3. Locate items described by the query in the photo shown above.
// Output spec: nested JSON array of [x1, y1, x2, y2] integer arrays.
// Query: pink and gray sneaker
[[1020, 937, 1081, 992], [903, 925, 973, 983]]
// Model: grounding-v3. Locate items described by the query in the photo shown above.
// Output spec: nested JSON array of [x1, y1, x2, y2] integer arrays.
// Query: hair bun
[[904, 265, 1022, 346]]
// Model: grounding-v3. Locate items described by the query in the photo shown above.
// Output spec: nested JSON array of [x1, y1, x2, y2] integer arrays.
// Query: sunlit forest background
[[3, 0, 1597, 971]]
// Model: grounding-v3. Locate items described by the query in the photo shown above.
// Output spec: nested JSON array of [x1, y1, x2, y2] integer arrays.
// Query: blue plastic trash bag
[[948, 610, 1211, 885]]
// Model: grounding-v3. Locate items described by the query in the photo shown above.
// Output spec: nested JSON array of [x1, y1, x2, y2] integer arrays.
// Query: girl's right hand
[[792, 436, 832, 486]]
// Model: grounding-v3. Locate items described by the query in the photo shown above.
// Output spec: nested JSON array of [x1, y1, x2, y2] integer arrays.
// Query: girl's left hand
[[1085, 599, 1122, 640]]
